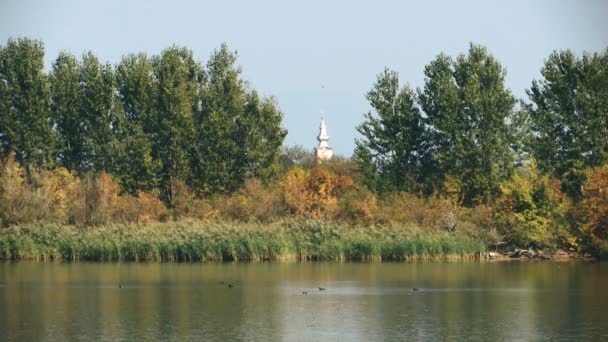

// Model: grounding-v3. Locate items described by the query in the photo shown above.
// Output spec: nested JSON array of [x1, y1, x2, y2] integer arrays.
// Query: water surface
[[1, 261, 607, 341]]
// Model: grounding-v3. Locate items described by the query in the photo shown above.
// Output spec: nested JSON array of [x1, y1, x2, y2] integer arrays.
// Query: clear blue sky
[[1, 0, 607, 156]]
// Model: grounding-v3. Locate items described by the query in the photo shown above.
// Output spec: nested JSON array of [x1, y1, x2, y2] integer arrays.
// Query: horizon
[[1, 0, 607, 156]]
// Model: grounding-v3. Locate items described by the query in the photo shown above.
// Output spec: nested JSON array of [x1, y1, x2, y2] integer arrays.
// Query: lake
[[1, 261, 607, 341]]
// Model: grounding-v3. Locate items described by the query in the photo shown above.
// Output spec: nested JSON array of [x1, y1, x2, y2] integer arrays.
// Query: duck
[[119, 284, 124, 288], [227, 283, 233, 288], [412, 288, 419, 291], [318, 287, 326, 291], [302, 291, 308, 295]]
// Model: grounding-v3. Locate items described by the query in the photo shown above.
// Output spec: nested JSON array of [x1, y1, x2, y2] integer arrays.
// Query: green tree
[[0, 38, 55, 178], [50, 51, 85, 171], [191, 44, 286, 194], [114, 53, 159, 194], [78, 52, 121, 173], [527, 49, 608, 198], [236, 91, 287, 182], [191, 44, 246, 194], [419, 44, 517, 204], [355, 68, 429, 193], [153, 46, 203, 205]]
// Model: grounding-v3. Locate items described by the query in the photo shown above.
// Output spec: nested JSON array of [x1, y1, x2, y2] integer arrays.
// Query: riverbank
[[0, 221, 488, 262]]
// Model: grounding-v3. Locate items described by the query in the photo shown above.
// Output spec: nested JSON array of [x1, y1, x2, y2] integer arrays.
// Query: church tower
[[315, 113, 333, 160]]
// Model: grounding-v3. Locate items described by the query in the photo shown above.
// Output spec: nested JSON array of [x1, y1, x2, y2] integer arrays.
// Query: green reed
[[0, 220, 486, 262]]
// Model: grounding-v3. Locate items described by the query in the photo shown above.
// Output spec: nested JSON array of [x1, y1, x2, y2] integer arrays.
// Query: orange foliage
[[577, 166, 608, 244], [281, 167, 355, 219], [214, 178, 282, 222], [170, 180, 216, 222]]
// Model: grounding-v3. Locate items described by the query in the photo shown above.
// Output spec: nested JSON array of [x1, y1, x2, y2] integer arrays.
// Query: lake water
[[1, 261, 607, 341]]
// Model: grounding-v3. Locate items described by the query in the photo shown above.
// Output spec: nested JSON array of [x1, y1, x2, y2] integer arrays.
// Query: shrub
[[573, 165, 608, 254], [494, 161, 571, 248]]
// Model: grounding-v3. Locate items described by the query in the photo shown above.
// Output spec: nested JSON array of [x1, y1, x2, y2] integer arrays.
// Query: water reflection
[[1, 262, 607, 341]]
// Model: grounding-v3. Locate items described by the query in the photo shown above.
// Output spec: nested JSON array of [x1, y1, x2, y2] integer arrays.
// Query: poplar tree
[[79, 52, 120, 173], [0, 38, 55, 177], [115, 53, 159, 194], [354, 68, 429, 193], [50, 51, 84, 171], [191, 44, 246, 194], [527, 49, 608, 198], [191, 44, 286, 194], [419, 44, 517, 204], [153, 46, 203, 205], [237, 91, 287, 182]]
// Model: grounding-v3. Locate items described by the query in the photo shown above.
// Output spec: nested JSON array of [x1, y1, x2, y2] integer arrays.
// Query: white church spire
[[315, 112, 333, 160]]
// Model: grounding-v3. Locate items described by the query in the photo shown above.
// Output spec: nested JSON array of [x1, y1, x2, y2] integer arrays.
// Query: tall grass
[[0, 220, 486, 262]]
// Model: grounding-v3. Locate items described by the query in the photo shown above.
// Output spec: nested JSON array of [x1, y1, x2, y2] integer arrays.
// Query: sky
[[1, 0, 607, 156]]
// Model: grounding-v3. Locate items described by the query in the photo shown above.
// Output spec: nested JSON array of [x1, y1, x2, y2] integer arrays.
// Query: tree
[[236, 91, 287, 182], [153, 46, 203, 205], [0, 38, 55, 178], [527, 49, 608, 198], [355, 68, 429, 193], [191, 44, 285, 194], [191, 44, 245, 194], [114, 53, 159, 194], [50, 51, 85, 172], [419, 44, 517, 205], [78, 51, 121, 173]]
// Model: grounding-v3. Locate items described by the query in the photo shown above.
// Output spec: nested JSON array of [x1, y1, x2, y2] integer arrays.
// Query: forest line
[[0, 37, 607, 258]]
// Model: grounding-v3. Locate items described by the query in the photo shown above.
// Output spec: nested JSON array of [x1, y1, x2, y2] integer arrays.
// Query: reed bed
[[0, 220, 486, 262]]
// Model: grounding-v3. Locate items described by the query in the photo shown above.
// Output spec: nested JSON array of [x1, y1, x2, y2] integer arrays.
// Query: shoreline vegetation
[[0, 221, 592, 263], [1, 37, 607, 262], [0, 221, 488, 262]]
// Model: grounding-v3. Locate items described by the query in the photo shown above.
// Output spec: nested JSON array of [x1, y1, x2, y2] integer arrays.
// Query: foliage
[[114, 53, 160, 194], [191, 45, 286, 195], [493, 161, 571, 248], [281, 167, 355, 219], [573, 165, 608, 253], [355, 68, 429, 194], [152, 46, 202, 205], [0, 153, 166, 227], [419, 44, 517, 205], [0, 38, 55, 175], [527, 49, 608, 198]]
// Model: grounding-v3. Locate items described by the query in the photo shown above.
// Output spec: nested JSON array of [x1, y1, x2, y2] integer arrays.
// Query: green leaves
[[359, 45, 517, 204], [152, 46, 202, 205], [355, 68, 428, 194], [191, 44, 286, 195], [527, 49, 608, 198], [422, 44, 517, 205], [2, 37, 286, 204], [0, 38, 55, 174]]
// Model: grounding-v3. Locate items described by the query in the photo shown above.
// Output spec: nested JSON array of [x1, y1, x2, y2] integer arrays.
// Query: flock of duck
[[118, 282, 421, 293]]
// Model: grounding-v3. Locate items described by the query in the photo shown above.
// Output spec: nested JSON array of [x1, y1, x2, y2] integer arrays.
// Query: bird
[[318, 287, 326, 291], [119, 284, 124, 288], [412, 288, 419, 291], [302, 291, 308, 295], [227, 283, 233, 288]]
